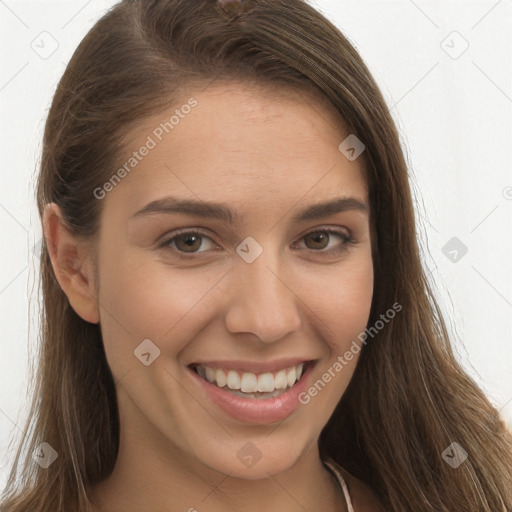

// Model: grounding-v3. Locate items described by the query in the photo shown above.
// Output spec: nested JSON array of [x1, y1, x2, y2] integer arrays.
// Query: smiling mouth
[[190, 361, 311, 399]]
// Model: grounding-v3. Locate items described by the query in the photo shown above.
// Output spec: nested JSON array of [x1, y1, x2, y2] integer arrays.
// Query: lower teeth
[[223, 387, 290, 399], [193, 367, 300, 398]]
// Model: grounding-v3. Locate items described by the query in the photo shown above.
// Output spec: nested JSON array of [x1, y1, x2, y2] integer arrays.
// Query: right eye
[[158, 229, 220, 259]]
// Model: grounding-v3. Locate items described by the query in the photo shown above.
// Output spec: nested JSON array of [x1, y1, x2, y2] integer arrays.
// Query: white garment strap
[[323, 458, 355, 512]]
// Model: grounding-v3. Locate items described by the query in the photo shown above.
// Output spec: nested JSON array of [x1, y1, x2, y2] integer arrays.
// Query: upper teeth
[[196, 363, 305, 393]]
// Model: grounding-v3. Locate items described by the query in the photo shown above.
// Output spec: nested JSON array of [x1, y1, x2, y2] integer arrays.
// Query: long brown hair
[[1, 1, 511, 510]]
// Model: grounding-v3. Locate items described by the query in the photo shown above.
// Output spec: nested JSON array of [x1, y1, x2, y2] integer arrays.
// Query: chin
[[190, 433, 313, 480]]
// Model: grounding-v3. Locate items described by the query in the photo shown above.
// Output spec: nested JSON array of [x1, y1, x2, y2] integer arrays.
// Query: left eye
[[293, 229, 351, 252]]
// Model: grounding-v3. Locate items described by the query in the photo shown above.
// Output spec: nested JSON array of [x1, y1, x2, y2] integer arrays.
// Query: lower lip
[[188, 363, 314, 424]]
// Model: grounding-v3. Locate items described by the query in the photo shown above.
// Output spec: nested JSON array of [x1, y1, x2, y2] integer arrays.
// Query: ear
[[43, 203, 100, 324]]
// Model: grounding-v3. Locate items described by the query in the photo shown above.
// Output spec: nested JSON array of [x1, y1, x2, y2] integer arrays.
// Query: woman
[[1, 0, 511, 510]]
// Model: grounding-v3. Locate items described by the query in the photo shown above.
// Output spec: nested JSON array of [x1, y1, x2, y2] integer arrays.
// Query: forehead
[[103, 81, 368, 219]]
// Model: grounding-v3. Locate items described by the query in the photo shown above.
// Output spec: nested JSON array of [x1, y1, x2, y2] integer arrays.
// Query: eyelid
[[296, 225, 352, 242]]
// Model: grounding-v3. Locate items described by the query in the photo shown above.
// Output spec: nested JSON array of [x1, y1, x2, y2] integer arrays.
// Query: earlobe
[[42, 203, 100, 324]]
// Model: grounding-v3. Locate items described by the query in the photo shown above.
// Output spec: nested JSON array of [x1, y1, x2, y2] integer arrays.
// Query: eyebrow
[[130, 196, 369, 224]]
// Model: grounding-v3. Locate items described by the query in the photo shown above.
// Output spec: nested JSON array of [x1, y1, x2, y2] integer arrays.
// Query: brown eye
[[174, 233, 203, 253], [159, 230, 217, 257], [304, 231, 330, 250], [293, 228, 353, 255]]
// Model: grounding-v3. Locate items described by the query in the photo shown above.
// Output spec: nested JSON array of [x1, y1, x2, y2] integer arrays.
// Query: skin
[[44, 82, 375, 512]]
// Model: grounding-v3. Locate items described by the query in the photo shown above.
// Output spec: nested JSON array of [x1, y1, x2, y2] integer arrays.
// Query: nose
[[224, 250, 303, 343]]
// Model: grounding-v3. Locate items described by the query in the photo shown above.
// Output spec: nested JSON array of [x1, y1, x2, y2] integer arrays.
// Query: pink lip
[[189, 357, 312, 374], [187, 361, 315, 424]]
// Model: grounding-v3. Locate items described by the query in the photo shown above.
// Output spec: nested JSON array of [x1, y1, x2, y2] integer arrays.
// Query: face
[[92, 82, 373, 479]]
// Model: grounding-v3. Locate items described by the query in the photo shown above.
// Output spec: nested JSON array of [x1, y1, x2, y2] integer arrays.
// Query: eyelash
[[157, 227, 356, 261]]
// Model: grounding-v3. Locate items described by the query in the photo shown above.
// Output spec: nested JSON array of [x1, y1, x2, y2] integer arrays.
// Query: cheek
[[296, 254, 373, 411], [96, 246, 230, 366], [301, 250, 374, 349]]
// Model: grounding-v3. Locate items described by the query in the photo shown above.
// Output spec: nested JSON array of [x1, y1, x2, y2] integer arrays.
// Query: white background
[[1, 0, 511, 490]]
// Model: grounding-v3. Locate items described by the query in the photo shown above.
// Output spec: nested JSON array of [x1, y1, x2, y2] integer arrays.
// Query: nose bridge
[[224, 241, 302, 342]]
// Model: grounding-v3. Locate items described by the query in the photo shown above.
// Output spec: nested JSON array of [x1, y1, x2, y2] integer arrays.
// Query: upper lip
[[189, 358, 316, 374]]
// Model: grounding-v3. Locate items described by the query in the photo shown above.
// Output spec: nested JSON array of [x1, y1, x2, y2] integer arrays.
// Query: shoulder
[[337, 466, 385, 512]]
